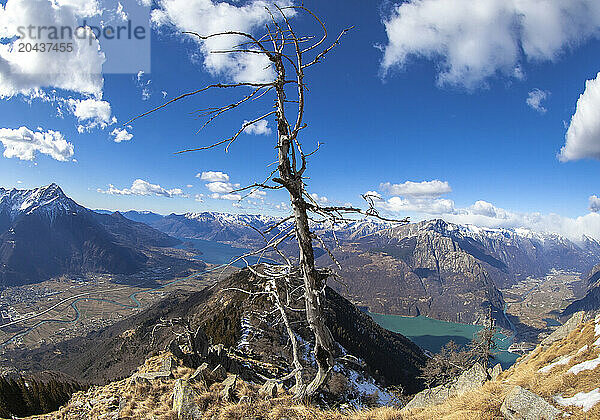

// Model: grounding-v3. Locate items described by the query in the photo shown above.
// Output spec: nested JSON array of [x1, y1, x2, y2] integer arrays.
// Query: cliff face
[[323, 221, 509, 327], [563, 264, 600, 317]]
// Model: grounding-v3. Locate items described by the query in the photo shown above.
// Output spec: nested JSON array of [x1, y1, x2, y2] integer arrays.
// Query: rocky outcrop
[[172, 379, 202, 420], [489, 363, 502, 381], [403, 362, 487, 410], [500, 386, 561, 420], [563, 264, 600, 317], [541, 311, 585, 346]]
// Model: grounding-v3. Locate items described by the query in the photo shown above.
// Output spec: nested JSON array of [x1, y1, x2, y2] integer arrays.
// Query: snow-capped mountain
[[0, 183, 83, 225], [0, 184, 181, 287]]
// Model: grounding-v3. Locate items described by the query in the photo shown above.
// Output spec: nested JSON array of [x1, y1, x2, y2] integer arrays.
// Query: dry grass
[[27, 319, 600, 419]]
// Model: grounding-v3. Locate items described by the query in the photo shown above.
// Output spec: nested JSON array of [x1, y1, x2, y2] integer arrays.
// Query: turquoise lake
[[175, 238, 254, 267], [369, 313, 519, 369], [176, 238, 519, 369]]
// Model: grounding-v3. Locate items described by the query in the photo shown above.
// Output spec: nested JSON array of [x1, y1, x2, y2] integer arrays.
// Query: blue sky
[[1, 0, 600, 239]]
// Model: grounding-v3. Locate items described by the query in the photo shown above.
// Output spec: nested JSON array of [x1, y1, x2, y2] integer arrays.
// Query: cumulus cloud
[[195, 193, 204, 202], [559, 72, 600, 161], [0, 126, 74, 161], [373, 190, 600, 242], [67, 99, 116, 132], [590, 195, 600, 213], [197, 171, 229, 182], [526, 89, 549, 113], [243, 119, 271, 135], [309, 193, 328, 204], [98, 179, 185, 197], [381, 0, 600, 88], [110, 127, 134, 143], [0, 0, 105, 98], [248, 189, 266, 199], [151, 0, 293, 83], [206, 181, 239, 194], [379, 196, 456, 214], [380, 180, 452, 197]]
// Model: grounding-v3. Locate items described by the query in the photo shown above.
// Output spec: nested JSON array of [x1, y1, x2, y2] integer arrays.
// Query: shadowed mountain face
[[6, 270, 427, 394], [0, 184, 181, 287], [563, 264, 600, 317]]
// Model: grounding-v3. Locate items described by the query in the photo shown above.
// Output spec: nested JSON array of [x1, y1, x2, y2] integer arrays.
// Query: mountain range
[[0, 184, 182, 288], [120, 211, 600, 327], [3, 185, 600, 327]]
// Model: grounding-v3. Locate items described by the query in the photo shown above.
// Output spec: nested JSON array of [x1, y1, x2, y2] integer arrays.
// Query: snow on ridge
[[0, 183, 80, 220], [538, 355, 574, 373], [555, 388, 600, 412]]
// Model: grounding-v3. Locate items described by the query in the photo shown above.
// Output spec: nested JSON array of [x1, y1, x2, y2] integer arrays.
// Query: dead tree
[[129, 5, 407, 399]]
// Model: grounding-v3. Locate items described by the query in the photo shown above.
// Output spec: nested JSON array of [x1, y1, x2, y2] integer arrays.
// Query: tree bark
[[273, 54, 334, 398]]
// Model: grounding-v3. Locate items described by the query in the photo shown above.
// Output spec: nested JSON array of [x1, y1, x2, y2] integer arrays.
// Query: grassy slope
[[28, 317, 600, 419]]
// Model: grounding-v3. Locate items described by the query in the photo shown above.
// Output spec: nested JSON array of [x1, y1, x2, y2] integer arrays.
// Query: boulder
[[403, 385, 451, 410], [162, 356, 176, 373], [451, 362, 487, 395], [259, 380, 278, 398], [211, 364, 227, 382], [220, 374, 238, 401], [172, 379, 202, 420], [541, 312, 585, 346], [500, 386, 561, 420], [489, 363, 503, 381], [133, 370, 172, 383], [189, 362, 210, 383], [403, 363, 487, 410]]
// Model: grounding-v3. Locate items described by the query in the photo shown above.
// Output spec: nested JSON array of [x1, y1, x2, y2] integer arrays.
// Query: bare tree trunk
[[273, 55, 334, 398]]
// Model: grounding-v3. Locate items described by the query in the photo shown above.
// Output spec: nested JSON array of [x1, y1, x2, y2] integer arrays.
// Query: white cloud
[[380, 180, 452, 197], [67, 99, 115, 132], [248, 189, 266, 199], [364, 190, 382, 200], [110, 127, 134, 143], [135, 70, 152, 100], [310, 193, 328, 204], [197, 171, 229, 182], [195, 193, 204, 202], [243, 119, 271, 135], [381, 0, 600, 88], [0, 0, 105, 98], [0, 126, 74, 161], [220, 193, 242, 201], [98, 179, 185, 197], [559, 72, 600, 161], [526, 89, 549, 113], [590, 195, 600, 213], [374, 192, 600, 242], [151, 0, 293, 83], [206, 181, 238, 194], [379, 196, 456, 215]]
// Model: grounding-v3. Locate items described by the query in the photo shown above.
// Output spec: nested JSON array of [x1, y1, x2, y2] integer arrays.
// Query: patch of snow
[[577, 345, 589, 355], [567, 355, 600, 375], [539, 355, 573, 373], [236, 316, 252, 350], [594, 337, 600, 347], [555, 388, 600, 412], [595, 323, 600, 337]]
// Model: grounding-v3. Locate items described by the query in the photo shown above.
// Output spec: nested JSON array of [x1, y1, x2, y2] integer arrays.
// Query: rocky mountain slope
[[26, 305, 600, 419], [0, 184, 182, 287], [5, 269, 426, 394], [563, 264, 600, 317]]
